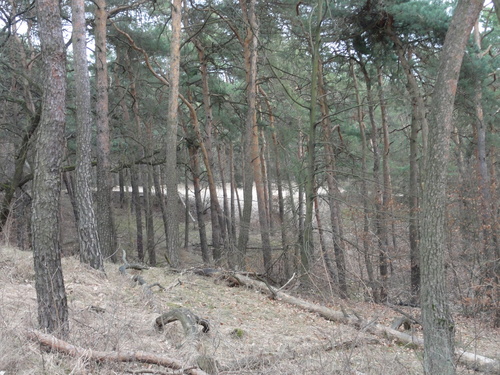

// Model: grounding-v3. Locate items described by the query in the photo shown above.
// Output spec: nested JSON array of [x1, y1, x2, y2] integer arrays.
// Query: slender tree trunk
[[388, 39, 427, 302], [229, 144, 237, 243], [193, 41, 225, 261], [130, 166, 144, 262], [72, 0, 103, 270], [409, 97, 420, 305], [314, 194, 337, 288], [303, 0, 323, 274], [153, 166, 170, 254], [145, 166, 155, 265], [260, 87, 290, 278], [32, 0, 69, 336], [118, 169, 126, 208], [472, 23, 499, 326], [95, 0, 117, 261], [318, 61, 348, 298], [420, 1, 483, 373], [164, 0, 182, 267], [351, 61, 377, 302], [241, 0, 272, 271], [377, 66, 394, 275], [187, 143, 211, 265], [361, 63, 387, 302]]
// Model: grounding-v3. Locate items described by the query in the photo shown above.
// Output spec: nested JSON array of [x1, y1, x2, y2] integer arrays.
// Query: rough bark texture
[[420, 1, 484, 374], [164, 0, 182, 267], [71, 0, 103, 271], [94, 0, 117, 261], [32, 0, 69, 336]]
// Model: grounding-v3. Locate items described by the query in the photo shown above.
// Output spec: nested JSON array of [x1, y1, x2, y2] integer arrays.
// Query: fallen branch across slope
[[26, 330, 208, 375], [234, 274, 500, 374]]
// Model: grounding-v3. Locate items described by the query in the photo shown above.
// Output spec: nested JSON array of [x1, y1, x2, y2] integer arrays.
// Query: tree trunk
[[187, 142, 211, 265], [260, 87, 290, 278], [302, 0, 323, 274], [318, 60, 348, 298], [71, 0, 103, 270], [145, 165, 156, 266], [314, 194, 338, 289], [240, 0, 272, 272], [194, 40, 226, 263], [130, 166, 144, 262], [420, 1, 484, 373], [351, 60, 377, 302], [472, 23, 499, 326], [164, 0, 182, 267], [153, 166, 170, 254], [94, 0, 117, 261], [360, 61, 387, 302], [32, 0, 69, 336], [377, 66, 395, 275]]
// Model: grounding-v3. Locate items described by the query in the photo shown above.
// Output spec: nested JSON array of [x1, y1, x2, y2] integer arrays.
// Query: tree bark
[[71, 0, 103, 270], [318, 60, 348, 298], [32, 0, 69, 336], [302, 0, 323, 274], [164, 0, 183, 267], [351, 60, 377, 302], [130, 166, 144, 262], [94, 0, 117, 261], [420, 1, 484, 373]]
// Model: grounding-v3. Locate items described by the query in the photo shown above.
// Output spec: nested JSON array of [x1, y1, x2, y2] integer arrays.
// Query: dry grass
[[0, 245, 499, 374]]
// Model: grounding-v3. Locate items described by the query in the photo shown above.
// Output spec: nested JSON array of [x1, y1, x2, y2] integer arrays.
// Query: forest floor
[[1, 245, 499, 375]]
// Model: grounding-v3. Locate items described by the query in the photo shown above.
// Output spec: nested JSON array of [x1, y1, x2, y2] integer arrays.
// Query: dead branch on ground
[[26, 330, 208, 375], [234, 274, 500, 374]]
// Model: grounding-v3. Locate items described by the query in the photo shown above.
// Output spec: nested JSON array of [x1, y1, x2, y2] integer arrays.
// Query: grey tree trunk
[[32, 0, 69, 336], [420, 1, 484, 373], [71, 0, 103, 270]]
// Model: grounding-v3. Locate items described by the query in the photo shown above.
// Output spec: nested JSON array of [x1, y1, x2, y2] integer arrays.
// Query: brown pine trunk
[[130, 166, 144, 262], [193, 41, 225, 261], [238, 0, 273, 271], [377, 66, 395, 275], [420, 1, 484, 373], [144, 166, 156, 265], [472, 24, 499, 326], [314, 194, 338, 289], [302, 1, 323, 274], [32, 0, 69, 336], [164, 0, 182, 267], [260, 87, 290, 278], [351, 61, 377, 302], [187, 143, 211, 265], [358, 60, 387, 302], [94, 0, 117, 261], [318, 61, 348, 298], [389, 38, 426, 301], [72, 0, 103, 270], [153, 166, 170, 255]]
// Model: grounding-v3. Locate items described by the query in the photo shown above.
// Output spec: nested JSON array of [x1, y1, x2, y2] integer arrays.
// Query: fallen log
[[234, 274, 500, 374], [26, 330, 208, 375]]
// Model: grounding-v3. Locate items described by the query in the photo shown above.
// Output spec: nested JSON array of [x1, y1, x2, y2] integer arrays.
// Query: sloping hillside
[[0, 246, 498, 374]]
